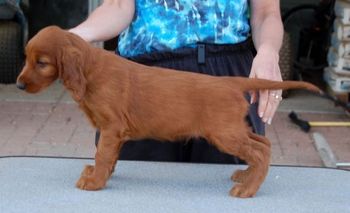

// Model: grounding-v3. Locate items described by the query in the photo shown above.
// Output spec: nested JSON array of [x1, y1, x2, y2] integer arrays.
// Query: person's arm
[[69, 0, 135, 42], [249, 0, 284, 124]]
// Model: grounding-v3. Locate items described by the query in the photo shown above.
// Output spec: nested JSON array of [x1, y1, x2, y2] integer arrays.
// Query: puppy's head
[[17, 25, 87, 101]]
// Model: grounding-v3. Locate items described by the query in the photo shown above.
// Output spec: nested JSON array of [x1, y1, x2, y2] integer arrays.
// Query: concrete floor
[[0, 82, 349, 168]]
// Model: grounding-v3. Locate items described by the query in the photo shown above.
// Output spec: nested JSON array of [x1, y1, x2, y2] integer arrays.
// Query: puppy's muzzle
[[16, 81, 27, 90]]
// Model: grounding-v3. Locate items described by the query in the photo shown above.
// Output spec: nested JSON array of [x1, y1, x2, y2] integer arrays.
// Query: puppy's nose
[[16, 81, 26, 90]]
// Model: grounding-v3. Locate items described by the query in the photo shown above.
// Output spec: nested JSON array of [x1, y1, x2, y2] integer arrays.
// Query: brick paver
[[0, 101, 95, 157]]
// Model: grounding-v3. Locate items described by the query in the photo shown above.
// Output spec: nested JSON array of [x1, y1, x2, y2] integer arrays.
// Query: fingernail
[[268, 118, 272, 125], [259, 112, 263, 118]]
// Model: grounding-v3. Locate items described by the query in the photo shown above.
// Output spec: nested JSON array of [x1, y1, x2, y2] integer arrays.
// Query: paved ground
[[1, 82, 349, 168]]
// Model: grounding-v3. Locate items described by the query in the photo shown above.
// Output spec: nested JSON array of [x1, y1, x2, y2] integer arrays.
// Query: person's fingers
[[249, 91, 258, 104], [262, 90, 282, 124], [258, 89, 269, 119], [248, 67, 258, 104]]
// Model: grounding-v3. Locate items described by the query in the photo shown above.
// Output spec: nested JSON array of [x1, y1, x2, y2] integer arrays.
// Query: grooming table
[[0, 157, 349, 213]]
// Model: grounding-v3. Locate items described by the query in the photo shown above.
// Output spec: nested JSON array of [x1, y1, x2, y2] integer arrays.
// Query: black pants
[[96, 41, 264, 164]]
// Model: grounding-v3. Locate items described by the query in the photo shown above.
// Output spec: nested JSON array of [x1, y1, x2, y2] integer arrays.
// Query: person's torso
[[118, 0, 250, 58]]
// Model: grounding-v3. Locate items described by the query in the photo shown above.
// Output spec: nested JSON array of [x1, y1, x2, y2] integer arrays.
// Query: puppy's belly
[[130, 117, 202, 142]]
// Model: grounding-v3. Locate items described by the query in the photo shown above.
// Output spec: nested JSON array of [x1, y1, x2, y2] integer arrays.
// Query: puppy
[[17, 26, 320, 198]]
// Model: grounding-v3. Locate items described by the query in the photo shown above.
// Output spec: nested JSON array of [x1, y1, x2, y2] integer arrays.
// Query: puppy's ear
[[58, 47, 86, 101]]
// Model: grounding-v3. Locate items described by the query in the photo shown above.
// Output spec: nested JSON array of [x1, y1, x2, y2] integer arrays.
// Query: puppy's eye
[[37, 60, 47, 67]]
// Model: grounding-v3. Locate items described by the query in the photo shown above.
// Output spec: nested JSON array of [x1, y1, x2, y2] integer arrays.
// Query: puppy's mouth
[[16, 82, 44, 93], [26, 86, 42, 93]]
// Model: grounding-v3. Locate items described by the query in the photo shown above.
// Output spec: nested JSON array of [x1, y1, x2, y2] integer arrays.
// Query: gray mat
[[0, 157, 349, 213]]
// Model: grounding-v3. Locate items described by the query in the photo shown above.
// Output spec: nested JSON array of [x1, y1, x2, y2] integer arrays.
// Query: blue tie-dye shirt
[[118, 0, 250, 58]]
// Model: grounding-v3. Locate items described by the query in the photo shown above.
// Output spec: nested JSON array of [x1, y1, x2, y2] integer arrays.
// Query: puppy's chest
[[78, 102, 98, 128]]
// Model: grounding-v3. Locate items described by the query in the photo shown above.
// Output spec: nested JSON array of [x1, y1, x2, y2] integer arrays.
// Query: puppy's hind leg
[[76, 129, 124, 190], [209, 131, 271, 198], [231, 131, 271, 183]]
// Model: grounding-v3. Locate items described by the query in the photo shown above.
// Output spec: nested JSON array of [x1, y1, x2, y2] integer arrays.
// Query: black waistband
[[125, 39, 254, 64]]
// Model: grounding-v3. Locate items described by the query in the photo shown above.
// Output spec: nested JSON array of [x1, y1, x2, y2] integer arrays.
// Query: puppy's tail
[[231, 77, 322, 94]]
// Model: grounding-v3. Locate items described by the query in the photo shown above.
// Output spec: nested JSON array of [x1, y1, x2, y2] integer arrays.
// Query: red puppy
[[17, 26, 320, 198]]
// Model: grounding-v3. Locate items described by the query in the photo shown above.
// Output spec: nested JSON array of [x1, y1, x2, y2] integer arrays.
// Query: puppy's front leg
[[76, 130, 123, 190]]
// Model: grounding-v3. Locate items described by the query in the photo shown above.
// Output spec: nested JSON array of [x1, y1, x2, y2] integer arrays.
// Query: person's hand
[[249, 45, 283, 124]]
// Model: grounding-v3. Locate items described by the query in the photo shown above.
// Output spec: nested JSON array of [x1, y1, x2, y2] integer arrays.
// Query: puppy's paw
[[229, 184, 256, 198], [81, 165, 95, 177], [231, 169, 248, 183], [76, 176, 105, 191]]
